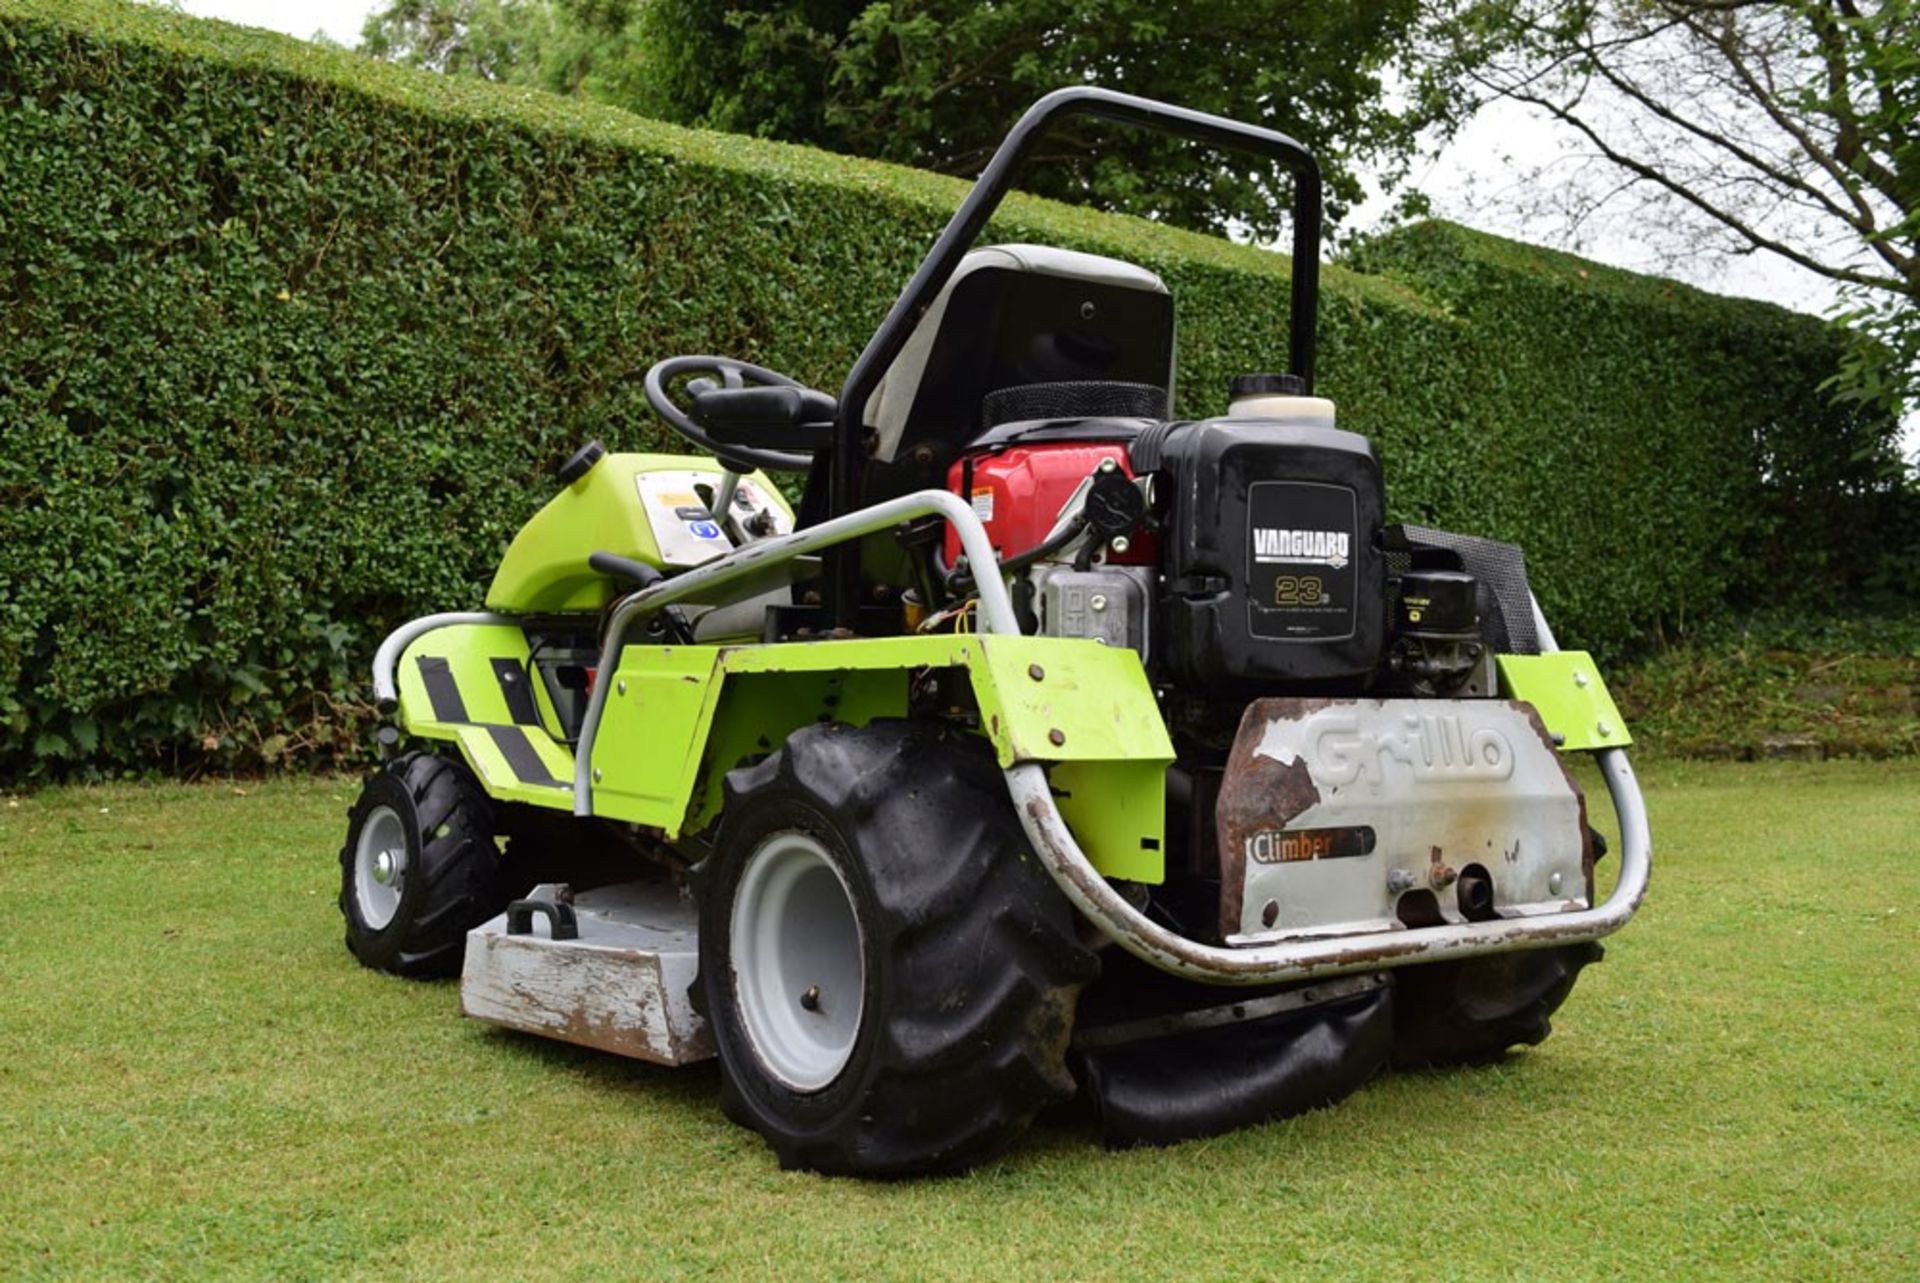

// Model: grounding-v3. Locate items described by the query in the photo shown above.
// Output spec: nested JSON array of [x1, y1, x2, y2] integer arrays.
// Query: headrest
[[864, 245, 1172, 461]]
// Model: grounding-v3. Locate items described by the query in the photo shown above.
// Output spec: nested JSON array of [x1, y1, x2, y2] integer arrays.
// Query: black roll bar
[[825, 87, 1324, 625]]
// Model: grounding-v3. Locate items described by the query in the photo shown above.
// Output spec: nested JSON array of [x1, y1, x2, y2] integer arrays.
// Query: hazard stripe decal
[[491, 657, 540, 726], [417, 656, 468, 723], [485, 724, 565, 788], [400, 623, 575, 809]]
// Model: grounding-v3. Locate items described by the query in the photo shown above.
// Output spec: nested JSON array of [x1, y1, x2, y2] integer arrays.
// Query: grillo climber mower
[[340, 88, 1650, 1175]]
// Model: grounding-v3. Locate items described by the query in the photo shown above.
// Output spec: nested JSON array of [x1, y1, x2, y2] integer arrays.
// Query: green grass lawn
[[3, 759, 1915, 1280]]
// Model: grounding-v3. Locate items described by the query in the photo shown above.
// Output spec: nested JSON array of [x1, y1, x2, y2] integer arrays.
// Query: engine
[[881, 244, 1504, 703], [948, 374, 1413, 695]]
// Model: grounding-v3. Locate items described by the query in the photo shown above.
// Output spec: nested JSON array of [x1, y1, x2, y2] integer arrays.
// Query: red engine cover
[[944, 443, 1159, 566]]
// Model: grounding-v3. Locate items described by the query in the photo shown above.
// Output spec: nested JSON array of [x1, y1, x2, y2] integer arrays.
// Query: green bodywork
[[1497, 651, 1632, 750], [485, 453, 790, 614], [393, 626, 1174, 884]]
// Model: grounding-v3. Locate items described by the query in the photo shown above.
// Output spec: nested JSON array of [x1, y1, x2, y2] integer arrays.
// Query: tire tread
[[339, 750, 505, 979], [700, 720, 1095, 1176]]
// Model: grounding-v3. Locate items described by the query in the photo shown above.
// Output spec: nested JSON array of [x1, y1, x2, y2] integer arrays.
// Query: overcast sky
[[178, 0, 368, 46], [173, 0, 1838, 321]]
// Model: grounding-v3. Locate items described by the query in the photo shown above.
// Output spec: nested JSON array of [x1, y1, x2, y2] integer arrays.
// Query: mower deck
[[460, 879, 712, 1065]]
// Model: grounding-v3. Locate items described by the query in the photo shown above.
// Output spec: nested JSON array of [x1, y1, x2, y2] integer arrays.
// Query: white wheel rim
[[729, 830, 867, 1092], [353, 805, 408, 931]]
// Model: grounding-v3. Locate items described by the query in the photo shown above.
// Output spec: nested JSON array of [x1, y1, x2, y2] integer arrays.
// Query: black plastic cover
[[556, 440, 606, 484], [1150, 416, 1387, 686], [691, 385, 838, 451]]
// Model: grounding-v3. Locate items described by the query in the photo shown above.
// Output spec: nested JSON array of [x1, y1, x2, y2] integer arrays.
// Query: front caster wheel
[[340, 750, 506, 978], [694, 721, 1098, 1176]]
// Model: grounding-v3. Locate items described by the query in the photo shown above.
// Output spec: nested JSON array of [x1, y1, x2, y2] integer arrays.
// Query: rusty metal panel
[[460, 880, 713, 1065], [1217, 699, 1588, 944]]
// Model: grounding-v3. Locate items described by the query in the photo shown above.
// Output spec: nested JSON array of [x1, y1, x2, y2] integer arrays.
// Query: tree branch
[[1564, 20, 1869, 234], [1804, 0, 1904, 204], [1494, 78, 1906, 293], [1673, 8, 1887, 228], [1829, 0, 1914, 154]]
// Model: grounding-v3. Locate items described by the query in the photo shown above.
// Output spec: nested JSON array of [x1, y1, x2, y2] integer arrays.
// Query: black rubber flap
[[1390, 943, 1603, 1069], [1077, 988, 1392, 1148]]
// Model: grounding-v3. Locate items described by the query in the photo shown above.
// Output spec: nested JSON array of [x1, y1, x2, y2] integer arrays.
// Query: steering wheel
[[644, 355, 823, 474]]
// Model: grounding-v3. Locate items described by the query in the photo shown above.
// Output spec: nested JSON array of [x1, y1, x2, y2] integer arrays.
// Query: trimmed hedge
[[1349, 223, 1907, 638], [0, 0, 1902, 777]]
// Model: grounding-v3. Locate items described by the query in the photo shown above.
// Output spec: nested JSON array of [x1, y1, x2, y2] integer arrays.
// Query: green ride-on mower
[[341, 88, 1650, 1176]]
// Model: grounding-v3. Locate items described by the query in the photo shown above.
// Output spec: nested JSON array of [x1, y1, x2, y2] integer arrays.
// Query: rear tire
[[1389, 942, 1603, 1068], [340, 750, 506, 978], [694, 721, 1097, 1176]]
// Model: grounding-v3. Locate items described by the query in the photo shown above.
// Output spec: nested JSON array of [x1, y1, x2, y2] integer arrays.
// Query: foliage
[[360, 0, 1477, 240], [361, 0, 647, 99], [1438, 0, 1920, 415], [1611, 607, 1920, 759], [0, 0, 1903, 778]]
